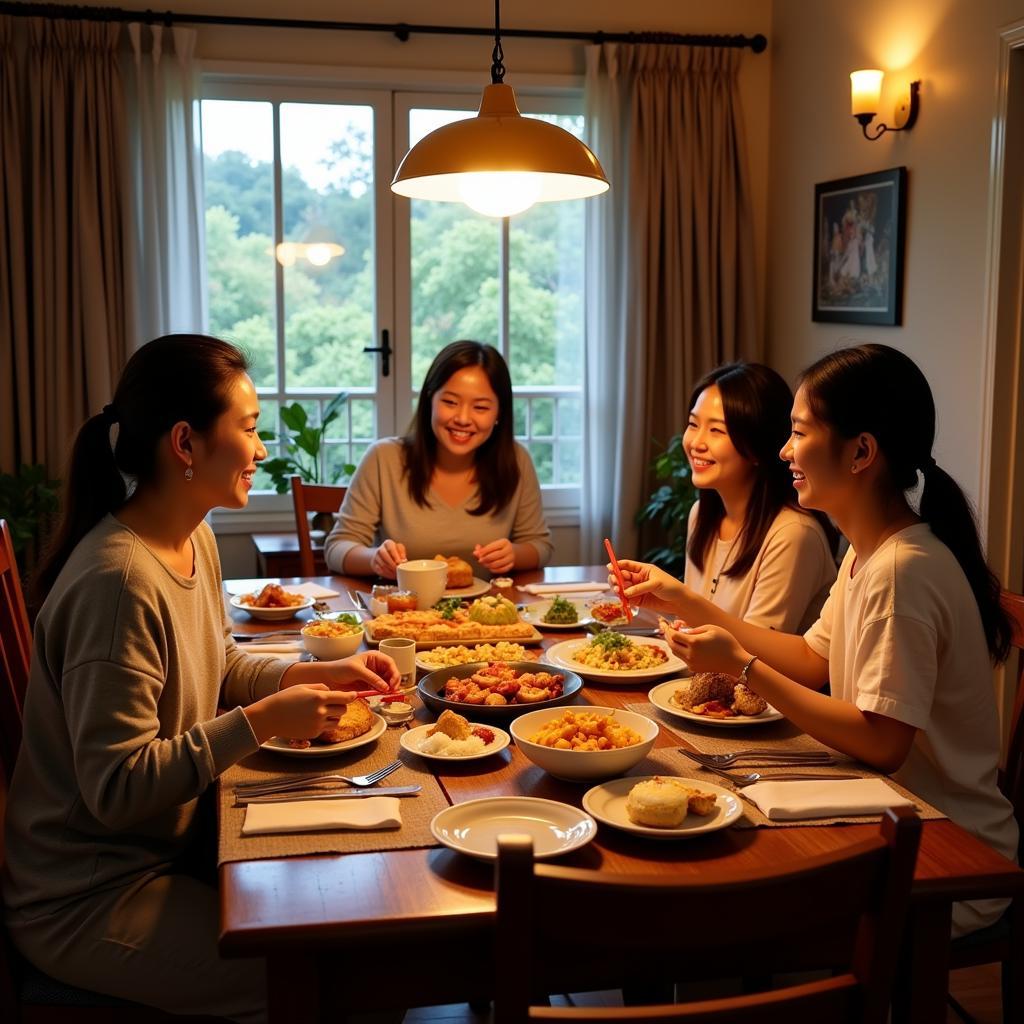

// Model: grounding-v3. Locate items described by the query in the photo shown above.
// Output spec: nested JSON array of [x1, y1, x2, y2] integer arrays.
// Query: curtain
[[0, 15, 129, 474], [580, 43, 759, 559], [123, 23, 206, 347]]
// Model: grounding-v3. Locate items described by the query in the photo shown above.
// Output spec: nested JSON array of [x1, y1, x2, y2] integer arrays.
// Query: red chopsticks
[[603, 538, 634, 623], [352, 689, 406, 702]]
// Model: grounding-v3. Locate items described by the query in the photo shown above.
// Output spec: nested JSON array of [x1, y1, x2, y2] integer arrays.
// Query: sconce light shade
[[851, 69, 920, 141], [392, 83, 609, 217]]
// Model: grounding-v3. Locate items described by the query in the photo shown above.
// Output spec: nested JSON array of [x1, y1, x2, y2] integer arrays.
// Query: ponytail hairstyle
[[33, 334, 249, 605], [687, 362, 838, 578], [402, 340, 519, 516], [799, 344, 1011, 663]]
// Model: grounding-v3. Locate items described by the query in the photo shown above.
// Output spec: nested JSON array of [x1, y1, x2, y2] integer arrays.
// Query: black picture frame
[[812, 166, 906, 325]]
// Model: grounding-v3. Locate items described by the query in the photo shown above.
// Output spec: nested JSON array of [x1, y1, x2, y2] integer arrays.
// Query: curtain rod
[[0, 2, 768, 52]]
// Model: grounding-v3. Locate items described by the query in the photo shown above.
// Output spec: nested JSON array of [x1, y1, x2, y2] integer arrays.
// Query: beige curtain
[[0, 16, 129, 475], [581, 43, 759, 557]]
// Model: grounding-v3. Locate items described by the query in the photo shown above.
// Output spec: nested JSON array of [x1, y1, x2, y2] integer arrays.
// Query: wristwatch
[[737, 654, 758, 686]]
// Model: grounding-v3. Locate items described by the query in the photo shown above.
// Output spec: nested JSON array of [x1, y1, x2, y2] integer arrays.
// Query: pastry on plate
[[435, 554, 473, 589], [317, 698, 375, 743], [625, 776, 691, 828]]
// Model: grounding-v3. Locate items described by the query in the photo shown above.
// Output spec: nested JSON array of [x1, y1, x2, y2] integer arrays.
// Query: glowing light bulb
[[457, 172, 543, 218], [305, 243, 333, 267], [274, 243, 297, 267]]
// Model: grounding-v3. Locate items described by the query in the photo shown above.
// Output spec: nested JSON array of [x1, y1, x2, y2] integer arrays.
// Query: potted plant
[[0, 463, 61, 579], [635, 433, 697, 577]]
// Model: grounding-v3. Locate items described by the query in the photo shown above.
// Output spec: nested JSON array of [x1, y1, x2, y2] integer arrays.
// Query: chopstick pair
[[352, 689, 407, 702], [603, 537, 634, 623]]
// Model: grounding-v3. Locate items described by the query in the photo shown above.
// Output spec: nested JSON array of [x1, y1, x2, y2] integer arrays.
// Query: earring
[[850, 464, 858, 473], [184, 467, 194, 482]]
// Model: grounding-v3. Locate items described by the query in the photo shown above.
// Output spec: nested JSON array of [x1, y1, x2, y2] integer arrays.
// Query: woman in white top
[[621, 344, 1018, 936], [653, 362, 836, 632]]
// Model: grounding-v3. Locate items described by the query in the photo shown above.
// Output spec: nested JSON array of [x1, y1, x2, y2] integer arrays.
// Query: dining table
[[221, 566, 1023, 1023]]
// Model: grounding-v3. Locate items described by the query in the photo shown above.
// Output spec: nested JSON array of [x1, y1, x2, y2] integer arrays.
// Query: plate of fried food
[[365, 596, 542, 648], [400, 710, 511, 762], [586, 598, 640, 626], [418, 661, 583, 722], [582, 775, 742, 838], [648, 674, 784, 726], [543, 634, 686, 683], [261, 699, 387, 756], [415, 642, 538, 672], [231, 583, 315, 621]]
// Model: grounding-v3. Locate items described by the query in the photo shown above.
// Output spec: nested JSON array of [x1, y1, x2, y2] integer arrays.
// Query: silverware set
[[234, 760, 403, 798], [235, 785, 421, 806], [679, 747, 862, 788]]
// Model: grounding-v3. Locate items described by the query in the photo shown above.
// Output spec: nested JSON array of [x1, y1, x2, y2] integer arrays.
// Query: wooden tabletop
[[220, 567, 1023, 1020]]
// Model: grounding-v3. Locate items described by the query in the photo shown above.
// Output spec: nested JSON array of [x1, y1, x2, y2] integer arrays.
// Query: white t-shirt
[[685, 504, 836, 633], [804, 523, 1018, 935]]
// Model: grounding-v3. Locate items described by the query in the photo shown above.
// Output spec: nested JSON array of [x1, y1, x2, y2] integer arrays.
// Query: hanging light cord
[[490, 0, 506, 84]]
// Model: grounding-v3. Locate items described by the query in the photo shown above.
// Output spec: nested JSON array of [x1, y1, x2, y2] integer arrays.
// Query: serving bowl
[[300, 623, 364, 660], [509, 705, 659, 781], [417, 661, 583, 723]]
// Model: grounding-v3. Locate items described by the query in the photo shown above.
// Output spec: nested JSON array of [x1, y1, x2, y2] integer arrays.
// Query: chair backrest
[[494, 806, 921, 1024], [289, 476, 347, 576], [0, 520, 30, 778], [1001, 589, 1024, 859]]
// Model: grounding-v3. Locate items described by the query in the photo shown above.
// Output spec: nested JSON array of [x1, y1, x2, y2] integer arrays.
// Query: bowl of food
[[417, 661, 583, 722], [509, 706, 658, 781], [300, 615, 364, 659]]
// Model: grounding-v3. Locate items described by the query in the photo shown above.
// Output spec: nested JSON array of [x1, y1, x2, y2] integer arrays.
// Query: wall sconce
[[850, 70, 920, 140]]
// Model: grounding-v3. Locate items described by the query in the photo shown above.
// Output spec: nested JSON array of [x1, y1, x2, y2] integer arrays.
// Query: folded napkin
[[741, 778, 915, 821], [242, 796, 402, 836], [224, 579, 340, 599], [521, 582, 608, 595], [238, 642, 303, 654]]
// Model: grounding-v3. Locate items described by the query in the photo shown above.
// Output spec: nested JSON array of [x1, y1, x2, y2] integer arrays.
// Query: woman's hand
[[474, 538, 515, 574], [663, 623, 749, 677], [371, 539, 408, 578], [245, 684, 357, 744], [332, 651, 401, 693], [611, 559, 688, 609]]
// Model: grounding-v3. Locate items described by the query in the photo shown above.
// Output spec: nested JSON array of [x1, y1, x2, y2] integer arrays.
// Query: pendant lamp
[[391, 1, 609, 218]]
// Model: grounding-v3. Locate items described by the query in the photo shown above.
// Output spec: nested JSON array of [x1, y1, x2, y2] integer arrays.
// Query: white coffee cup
[[396, 558, 448, 610], [379, 637, 417, 690]]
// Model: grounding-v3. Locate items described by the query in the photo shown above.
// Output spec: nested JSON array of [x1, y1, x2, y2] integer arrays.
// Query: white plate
[[518, 599, 593, 631], [543, 637, 686, 684], [585, 598, 641, 627], [414, 647, 540, 672], [261, 713, 387, 757], [230, 594, 315, 621], [442, 576, 492, 599], [582, 776, 742, 839], [430, 797, 597, 861], [648, 679, 784, 726], [400, 723, 511, 762]]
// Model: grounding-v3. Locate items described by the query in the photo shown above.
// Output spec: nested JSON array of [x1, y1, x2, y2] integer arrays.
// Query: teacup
[[396, 558, 448, 610]]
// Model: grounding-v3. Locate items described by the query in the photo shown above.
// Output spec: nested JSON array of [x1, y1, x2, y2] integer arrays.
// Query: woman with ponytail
[[619, 344, 1017, 937], [4, 335, 399, 1022]]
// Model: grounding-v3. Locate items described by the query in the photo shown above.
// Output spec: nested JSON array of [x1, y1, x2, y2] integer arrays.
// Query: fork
[[679, 757, 861, 788], [233, 760, 402, 796], [683, 749, 836, 768]]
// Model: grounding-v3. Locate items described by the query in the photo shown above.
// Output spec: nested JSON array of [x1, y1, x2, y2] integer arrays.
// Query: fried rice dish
[[571, 632, 668, 672], [418, 642, 535, 668]]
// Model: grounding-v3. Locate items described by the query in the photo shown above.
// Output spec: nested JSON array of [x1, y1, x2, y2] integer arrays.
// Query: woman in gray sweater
[[3, 335, 398, 1022]]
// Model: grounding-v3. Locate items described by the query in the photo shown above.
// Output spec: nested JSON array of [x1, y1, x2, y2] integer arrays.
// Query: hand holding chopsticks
[[603, 538, 633, 623]]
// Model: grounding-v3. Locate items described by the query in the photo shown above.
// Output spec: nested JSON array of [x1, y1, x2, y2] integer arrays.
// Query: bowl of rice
[[301, 616, 364, 660]]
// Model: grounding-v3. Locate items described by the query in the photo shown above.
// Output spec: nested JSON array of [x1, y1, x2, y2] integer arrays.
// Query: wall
[[767, 0, 1023, 522]]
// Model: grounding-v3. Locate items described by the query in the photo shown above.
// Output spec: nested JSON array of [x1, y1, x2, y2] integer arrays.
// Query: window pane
[[280, 103, 376, 391], [532, 398, 554, 438], [201, 100, 277, 388], [558, 396, 581, 437], [513, 397, 528, 437], [526, 441, 554, 486]]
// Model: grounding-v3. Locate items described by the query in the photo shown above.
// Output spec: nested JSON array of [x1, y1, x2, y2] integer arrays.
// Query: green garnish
[[589, 630, 632, 651], [542, 595, 579, 624], [432, 597, 464, 620]]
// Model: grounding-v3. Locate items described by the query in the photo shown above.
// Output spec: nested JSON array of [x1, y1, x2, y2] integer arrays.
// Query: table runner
[[625, 702, 946, 829], [218, 725, 448, 864]]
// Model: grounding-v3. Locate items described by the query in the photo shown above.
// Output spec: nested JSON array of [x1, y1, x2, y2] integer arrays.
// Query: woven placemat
[[218, 725, 449, 864], [626, 702, 946, 829]]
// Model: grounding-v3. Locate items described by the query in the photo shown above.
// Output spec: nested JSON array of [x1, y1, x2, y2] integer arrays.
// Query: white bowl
[[300, 624, 364, 660], [396, 558, 449, 609], [510, 706, 659, 782]]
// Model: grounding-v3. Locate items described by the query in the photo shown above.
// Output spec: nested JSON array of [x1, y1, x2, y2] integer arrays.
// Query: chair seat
[[20, 960, 137, 1008]]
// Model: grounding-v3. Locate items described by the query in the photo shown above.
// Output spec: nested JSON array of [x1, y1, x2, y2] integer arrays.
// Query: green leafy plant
[[635, 433, 698, 577], [0, 463, 62, 577], [258, 393, 356, 494]]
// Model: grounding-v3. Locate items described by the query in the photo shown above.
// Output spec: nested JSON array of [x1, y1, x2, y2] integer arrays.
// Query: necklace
[[708, 530, 742, 597]]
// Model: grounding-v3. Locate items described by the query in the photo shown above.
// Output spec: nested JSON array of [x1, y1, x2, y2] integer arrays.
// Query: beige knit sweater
[[3, 516, 287, 917]]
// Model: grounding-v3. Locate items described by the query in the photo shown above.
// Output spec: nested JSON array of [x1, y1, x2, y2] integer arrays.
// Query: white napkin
[[242, 796, 402, 836], [224, 579, 340, 599], [239, 642, 303, 654], [742, 778, 915, 821], [521, 582, 608, 595]]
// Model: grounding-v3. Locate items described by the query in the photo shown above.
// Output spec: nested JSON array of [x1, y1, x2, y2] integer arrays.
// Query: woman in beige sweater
[[3, 335, 398, 1022]]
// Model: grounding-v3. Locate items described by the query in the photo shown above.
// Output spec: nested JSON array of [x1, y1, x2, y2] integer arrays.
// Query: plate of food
[[543, 635, 686, 683], [415, 642, 538, 672], [260, 700, 387, 757], [230, 584, 315, 621], [430, 554, 492, 598], [365, 595, 542, 648], [442, 577, 491, 599], [586, 599, 640, 627], [418, 661, 583, 722], [582, 775, 742, 838], [400, 711, 511, 761], [518, 596, 592, 631], [430, 796, 597, 860], [648, 676, 784, 726]]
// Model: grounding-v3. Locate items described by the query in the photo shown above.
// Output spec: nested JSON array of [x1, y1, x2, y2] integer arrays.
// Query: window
[[201, 79, 585, 512]]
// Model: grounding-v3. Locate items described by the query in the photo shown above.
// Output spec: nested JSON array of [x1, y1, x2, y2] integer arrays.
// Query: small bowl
[[510, 706, 659, 782], [300, 624, 364, 660]]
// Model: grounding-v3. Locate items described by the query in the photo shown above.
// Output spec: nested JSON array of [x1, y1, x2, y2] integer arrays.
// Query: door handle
[[363, 329, 393, 377]]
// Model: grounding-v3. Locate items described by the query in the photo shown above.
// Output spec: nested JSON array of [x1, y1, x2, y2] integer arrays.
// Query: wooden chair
[[493, 806, 921, 1024], [0, 519, 31, 778], [289, 475, 346, 576], [946, 589, 1024, 1023]]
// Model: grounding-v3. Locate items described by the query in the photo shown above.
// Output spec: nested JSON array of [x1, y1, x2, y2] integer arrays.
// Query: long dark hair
[[403, 340, 519, 516], [688, 362, 837, 578], [33, 334, 249, 605], [799, 343, 1011, 663]]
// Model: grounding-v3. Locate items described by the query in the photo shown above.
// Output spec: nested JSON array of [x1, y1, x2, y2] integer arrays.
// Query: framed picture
[[812, 166, 906, 325]]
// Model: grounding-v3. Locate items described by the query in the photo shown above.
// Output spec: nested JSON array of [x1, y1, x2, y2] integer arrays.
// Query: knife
[[235, 785, 421, 806], [233, 630, 302, 642]]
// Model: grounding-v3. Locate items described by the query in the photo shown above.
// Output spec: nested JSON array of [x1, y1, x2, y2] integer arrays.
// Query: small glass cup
[[386, 589, 418, 613], [370, 584, 397, 617]]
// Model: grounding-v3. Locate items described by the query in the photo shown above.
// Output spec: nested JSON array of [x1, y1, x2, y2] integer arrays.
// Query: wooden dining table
[[221, 566, 1023, 1023]]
